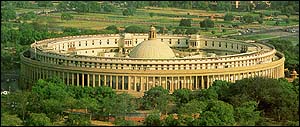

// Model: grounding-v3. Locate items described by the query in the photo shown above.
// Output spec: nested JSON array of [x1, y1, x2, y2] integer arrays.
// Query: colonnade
[[20, 61, 284, 93]]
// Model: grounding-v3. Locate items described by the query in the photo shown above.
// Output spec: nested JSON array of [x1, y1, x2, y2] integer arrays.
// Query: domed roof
[[129, 26, 175, 59], [129, 39, 175, 59]]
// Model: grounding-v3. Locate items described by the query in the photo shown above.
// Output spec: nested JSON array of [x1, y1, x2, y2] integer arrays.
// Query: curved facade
[[20, 27, 285, 96]]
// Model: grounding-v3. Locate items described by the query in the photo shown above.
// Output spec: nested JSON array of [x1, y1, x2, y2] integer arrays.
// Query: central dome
[[129, 26, 175, 59]]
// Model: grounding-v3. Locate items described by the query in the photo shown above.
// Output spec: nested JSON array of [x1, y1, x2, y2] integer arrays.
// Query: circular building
[[20, 26, 285, 97]]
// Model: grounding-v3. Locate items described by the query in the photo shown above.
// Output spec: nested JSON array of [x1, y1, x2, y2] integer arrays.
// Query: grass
[[14, 6, 299, 36], [234, 34, 274, 40]]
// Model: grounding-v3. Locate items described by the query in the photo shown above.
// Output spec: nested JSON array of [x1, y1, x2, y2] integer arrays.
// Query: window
[[92, 50, 94, 53], [225, 42, 228, 48], [169, 42, 171, 44], [231, 43, 234, 48], [85, 51, 87, 53], [186, 40, 188, 45], [205, 41, 207, 46], [107, 39, 109, 44], [136, 39, 138, 44], [219, 42, 221, 47], [92, 42, 94, 45], [161, 39, 163, 42], [237, 44, 239, 49], [79, 42, 81, 46], [212, 41, 214, 47]]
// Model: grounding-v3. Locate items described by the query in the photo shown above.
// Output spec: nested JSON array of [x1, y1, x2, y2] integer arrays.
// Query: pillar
[[104, 75, 107, 86], [87, 74, 90, 87], [195, 76, 198, 90], [140, 76, 143, 92], [93, 74, 95, 87], [146, 76, 148, 91], [67, 72, 69, 85], [72, 73, 74, 85], [207, 76, 210, 88], [110, 75, 112, 88], [183, 76, 186, 89], [201, 76, 204, 89], [82, 73, 84, 87], [171, 76, 174, 92], [122, 76, 125, 90], [134, 76, 137, 91], [116, 75, 119, 90], [160, 77, 162, 87], [165, 76, 168, 90]]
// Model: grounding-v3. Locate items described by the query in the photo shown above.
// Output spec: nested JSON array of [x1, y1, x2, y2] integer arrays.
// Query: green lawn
[[15, 6, 298, 36]]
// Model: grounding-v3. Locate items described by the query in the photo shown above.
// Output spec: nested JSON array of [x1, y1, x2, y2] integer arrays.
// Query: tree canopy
[[200, 18, 214, 28]]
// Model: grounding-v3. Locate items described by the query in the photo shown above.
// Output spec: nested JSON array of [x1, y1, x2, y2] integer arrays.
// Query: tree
[[173, 28, 185, 34], [144, 113, 162, 126], [159, 1, 169, 8], [149, 12, 154, 17], [196, 89, 218, 101], [224, 13, 234, 21], [5, 91, 31, 121], [199, 100, 235, 126], [285, 18, 290, 24], [172, 88, 192, 107], [222, 29, 227, 33], [114, 118, 135, 126], [200, 18, 214, 28], [163, 115, 180, 126], [103, 2, 117, 13], [216, 1, 232, 11], [257, 17, 263, 24], [1, 113, 23, 126], [105, 25, 119, 33], [57, 1, 70, 12], [234, 101, 261, 126], [61, 13, 74, 20], [211, 30, 216, 34], [65, 113, 91, 126], [142, 86, 170, 110], [242, 14, 255, 24], [195, 1, 210, 10], [122, 7, 136, 16], [179, 19, 192, 27], [27, 113, 52, 126], [209, 80, 231, 101], [227, 77, 299, 121], [112, 93, 137, 118], [177, 99, 207, 115], [281, 5, 295, 18], [186, 28, 198, 35], [1, 5, 16, 21], [20, 11, 37, 20], [36, 1, 53, 8], [124, 25, 148, 33]]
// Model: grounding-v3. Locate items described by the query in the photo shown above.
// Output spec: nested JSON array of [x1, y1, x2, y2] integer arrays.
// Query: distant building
[[20, 26, 285, 97]]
